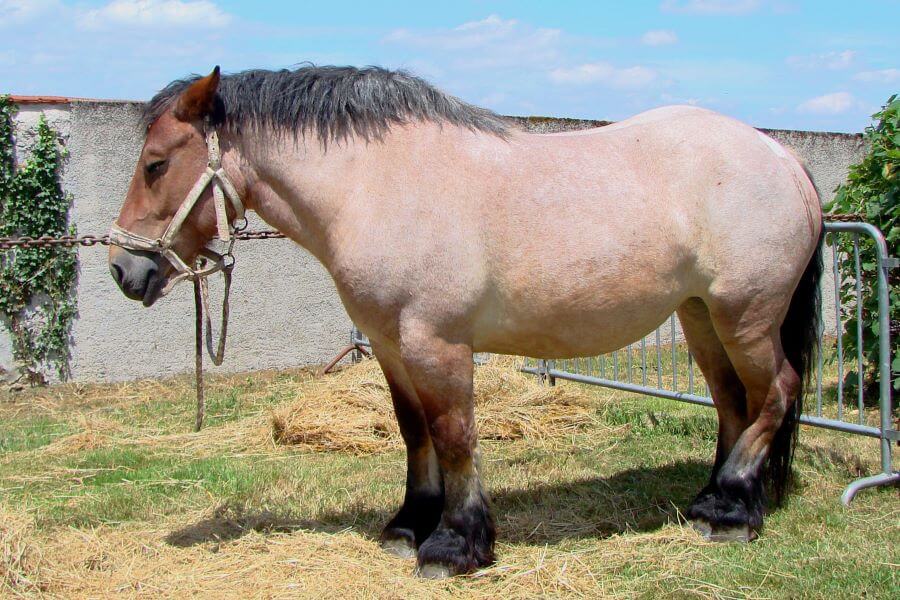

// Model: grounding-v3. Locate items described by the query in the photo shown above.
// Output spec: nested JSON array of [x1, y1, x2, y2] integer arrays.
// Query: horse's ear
[[174, 66, 221, 122]]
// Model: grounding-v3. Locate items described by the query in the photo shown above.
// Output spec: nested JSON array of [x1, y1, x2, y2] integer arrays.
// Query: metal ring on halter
[[232, 216, 249, 232]]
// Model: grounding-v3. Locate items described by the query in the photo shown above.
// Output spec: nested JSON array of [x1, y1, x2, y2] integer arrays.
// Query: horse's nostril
[[110, 251, 160, 302], [110, 262, 124, 287]]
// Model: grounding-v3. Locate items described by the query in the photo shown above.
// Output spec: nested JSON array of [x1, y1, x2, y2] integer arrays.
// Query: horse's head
[[109, 67, 240, 306]]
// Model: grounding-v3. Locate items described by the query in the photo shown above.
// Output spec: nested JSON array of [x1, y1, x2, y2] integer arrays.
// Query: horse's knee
[[427, 413, 477, 469], [413, 389, 494, 575], [374, 345, 446, 554]]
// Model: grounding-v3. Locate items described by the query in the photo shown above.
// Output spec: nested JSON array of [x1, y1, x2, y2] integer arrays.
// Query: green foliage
[[0, 95, 78, 383], [826, 95, 899, 394]]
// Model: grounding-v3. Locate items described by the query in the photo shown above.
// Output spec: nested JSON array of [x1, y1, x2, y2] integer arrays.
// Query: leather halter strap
[[108, 127, 245, 295]]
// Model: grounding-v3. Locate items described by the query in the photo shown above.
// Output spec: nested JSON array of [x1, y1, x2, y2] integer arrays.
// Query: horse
[[109, 65, 823, 578]]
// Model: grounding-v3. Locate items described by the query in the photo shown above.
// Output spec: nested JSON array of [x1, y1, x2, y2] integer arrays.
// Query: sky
[[1, 0, 898, 132]]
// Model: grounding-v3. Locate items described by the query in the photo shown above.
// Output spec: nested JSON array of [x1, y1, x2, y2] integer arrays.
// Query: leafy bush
[[826, 95, 899, 395]]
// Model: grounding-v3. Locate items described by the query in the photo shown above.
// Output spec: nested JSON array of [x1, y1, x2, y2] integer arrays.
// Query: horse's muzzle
[[109, 248, 162, 305]]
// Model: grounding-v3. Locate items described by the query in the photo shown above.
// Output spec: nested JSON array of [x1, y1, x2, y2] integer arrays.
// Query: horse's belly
[[472, 282, 687, 358]]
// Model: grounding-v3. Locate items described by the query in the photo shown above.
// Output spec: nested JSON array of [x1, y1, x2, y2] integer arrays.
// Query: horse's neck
[[236, 130, 366, 266], [234, 123, 508, 268]]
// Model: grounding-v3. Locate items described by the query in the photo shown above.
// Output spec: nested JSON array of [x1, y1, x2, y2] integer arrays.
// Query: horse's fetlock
[[417, 528, 485, 577], [716, 469, 759, 504], [416, 491, 496, 576], [689, 468, 766, 532]]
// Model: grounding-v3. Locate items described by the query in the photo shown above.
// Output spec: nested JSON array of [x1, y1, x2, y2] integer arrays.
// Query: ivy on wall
[[827, 94, 899, 396], [0, 95, 78, 384]]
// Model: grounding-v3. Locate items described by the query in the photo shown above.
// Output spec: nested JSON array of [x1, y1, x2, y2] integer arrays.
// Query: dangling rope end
[[193, 277, 205, 432]]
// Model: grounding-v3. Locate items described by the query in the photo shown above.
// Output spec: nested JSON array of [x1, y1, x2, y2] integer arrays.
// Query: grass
[[0, 357, 896, 599]]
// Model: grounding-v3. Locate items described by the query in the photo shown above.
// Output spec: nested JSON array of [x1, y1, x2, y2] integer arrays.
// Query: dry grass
[[271, 357, 599, 454], [0, 502, 720, 599], [0, 505, 42, 596], [39, 415, 121, 455], [0, 356, 895, 599]]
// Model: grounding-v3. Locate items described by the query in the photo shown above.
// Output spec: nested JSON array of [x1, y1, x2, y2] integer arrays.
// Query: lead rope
[[192, 253, 235, 431], [200, 263, 232, 366], [194, 278, 205, 432]]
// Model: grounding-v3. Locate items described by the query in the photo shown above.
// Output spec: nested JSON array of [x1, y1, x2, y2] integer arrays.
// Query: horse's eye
[[146, 160, 166, 176]]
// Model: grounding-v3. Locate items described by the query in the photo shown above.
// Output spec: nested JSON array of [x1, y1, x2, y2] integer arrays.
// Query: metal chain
[[0, 229, 285, 250], [0, 233, 111, 249], [233, 229, 287, 241], [0, 217, 873, 250], [825, 213, 865, 222]]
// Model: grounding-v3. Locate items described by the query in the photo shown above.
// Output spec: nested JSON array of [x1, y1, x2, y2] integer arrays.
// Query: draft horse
[[109, 66, 823, 578]]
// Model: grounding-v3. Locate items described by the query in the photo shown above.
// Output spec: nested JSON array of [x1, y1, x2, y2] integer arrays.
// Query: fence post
[[537, 359, 556, 386]]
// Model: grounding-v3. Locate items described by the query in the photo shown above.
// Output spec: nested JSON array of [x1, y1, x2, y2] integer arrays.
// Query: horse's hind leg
[[371, 342, 443, 558], [677, 299, 748, 521], [688, 299, 801, 541]]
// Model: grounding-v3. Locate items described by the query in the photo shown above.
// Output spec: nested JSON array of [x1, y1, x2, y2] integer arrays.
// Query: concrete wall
[[4, 102, 867, 382]]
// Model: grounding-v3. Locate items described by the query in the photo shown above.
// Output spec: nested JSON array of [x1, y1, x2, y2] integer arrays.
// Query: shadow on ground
[[165, 460, 711, 548]]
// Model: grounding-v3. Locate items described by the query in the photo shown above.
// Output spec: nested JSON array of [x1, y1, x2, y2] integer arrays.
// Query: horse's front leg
[[400, 327, 495, 578], [371, 343, 444, 558]]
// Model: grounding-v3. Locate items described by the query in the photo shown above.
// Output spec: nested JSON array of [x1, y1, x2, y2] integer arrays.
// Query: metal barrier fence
[[352, 221, 898, 504]]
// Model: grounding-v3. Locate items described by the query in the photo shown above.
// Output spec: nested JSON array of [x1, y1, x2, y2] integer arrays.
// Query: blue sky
[[1, 1, 898, 132]]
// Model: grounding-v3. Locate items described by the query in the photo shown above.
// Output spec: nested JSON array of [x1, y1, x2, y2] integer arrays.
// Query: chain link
[[234, 229, 286, 241], [0, 229, 285, 250], [824, 213, 864, 222], [0, 234, 109, 249]]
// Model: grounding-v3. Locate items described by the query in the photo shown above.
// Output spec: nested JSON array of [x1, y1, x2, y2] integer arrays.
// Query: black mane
[[143, 65, 510, 142]]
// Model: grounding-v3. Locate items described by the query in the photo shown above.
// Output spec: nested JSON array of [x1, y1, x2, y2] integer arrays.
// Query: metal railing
[[520, 221, 898, 504]]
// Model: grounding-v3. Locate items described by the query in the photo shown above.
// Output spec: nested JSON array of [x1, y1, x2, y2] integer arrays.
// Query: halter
[[108, 125, 245, 428], [108, 126, 245, 296]]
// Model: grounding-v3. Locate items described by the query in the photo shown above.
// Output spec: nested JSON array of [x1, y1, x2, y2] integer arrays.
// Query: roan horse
[[109, 66, 823, 578]]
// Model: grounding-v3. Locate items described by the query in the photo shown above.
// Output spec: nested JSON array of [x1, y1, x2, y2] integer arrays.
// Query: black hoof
[[380, 527, 417, 559], [691, 518, 757, 542], [379, 490, 443, 556], [686, 476, 764, 541], [416, 527, 494, 578]]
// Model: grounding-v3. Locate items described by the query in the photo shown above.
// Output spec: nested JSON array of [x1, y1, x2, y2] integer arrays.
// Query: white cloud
[[0, 0, 60, 26], [660, 0, 762, 15], [786, 50, 857, 71], [385, 15, 559, 52], [660, 92, 714, 106], [549, 62, 658, 89], [853, 68, 900, 84], [479, 91, 507, 107], [383, 14, 659, 117], [641, 30, 678, 46], [78, 0, 231, 30], [384, 14, 562, 69], [797, 92, 858, 115]]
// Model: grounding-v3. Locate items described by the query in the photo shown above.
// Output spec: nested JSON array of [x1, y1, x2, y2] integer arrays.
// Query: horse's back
[[508, 103, 821, 281], [470, 105, 821, 356]]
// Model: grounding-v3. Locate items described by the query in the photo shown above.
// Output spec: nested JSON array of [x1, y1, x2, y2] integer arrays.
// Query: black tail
[[769, 226, 824, 504]]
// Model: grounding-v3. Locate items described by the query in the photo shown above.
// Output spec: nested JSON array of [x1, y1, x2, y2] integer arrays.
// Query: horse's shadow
[[165, 460, 710, 548]]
